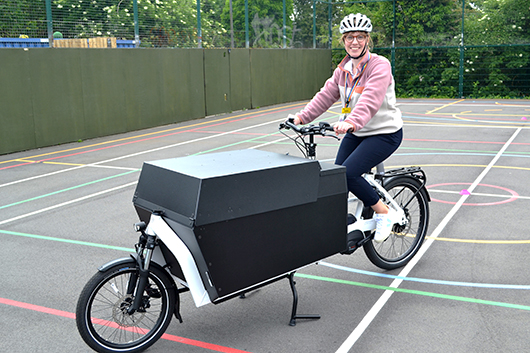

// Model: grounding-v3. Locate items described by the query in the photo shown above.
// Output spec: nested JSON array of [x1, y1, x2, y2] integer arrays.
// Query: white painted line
[[0, 182, 137, 226], [0, 165, 86, 188], [0, 117, 287, 189], [0, 118, 289, 224], [403, 123, 530, 129], [335, 127, 522, 353]]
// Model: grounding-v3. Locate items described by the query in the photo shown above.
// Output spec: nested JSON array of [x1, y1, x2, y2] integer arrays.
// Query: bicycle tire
[[76, 261, 175, 353], [363, 176, 430, 270]]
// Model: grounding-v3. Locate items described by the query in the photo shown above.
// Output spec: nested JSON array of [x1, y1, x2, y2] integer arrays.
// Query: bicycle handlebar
[[279, 118, 338, 139]]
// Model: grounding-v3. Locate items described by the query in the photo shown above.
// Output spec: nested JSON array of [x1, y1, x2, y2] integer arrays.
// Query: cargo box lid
[[133, 150, 322, 226]]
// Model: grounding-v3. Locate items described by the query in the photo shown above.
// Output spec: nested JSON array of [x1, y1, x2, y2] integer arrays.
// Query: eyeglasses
[[344, 34, 367, 43]]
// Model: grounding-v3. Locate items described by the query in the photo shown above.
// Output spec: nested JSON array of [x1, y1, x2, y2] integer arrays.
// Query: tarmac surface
[[1, 98, 529, 353]]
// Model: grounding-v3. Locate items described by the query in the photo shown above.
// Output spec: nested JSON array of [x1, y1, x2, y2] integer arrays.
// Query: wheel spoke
[[76, 264, 174, 352], [362, 176, 430, 270]]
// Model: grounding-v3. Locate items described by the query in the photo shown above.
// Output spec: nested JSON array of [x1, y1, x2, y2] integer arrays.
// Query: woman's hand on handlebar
[[334, 121, 354, 135], [287, 114, 302, 125]]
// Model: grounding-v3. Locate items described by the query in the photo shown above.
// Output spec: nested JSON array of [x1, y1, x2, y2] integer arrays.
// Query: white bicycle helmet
[[339, 13, 373, 34]]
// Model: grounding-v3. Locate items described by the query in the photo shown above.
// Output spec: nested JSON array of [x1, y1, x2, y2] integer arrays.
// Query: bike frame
[[146, 214, 212, 307], [347, 172, 407, 234]]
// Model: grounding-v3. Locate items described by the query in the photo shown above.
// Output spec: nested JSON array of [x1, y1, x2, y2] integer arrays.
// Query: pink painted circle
[[426, 183, 519, 206]]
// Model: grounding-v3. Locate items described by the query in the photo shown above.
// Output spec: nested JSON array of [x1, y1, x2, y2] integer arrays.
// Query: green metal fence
[[0, 48, 331, 155]]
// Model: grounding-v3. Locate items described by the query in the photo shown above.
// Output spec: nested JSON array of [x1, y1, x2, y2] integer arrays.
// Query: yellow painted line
[[0, 103, 306, 166], [452, 113, 479, 122], [403, 120, 529, 129], [426, 99, 465, 114], [389, 164, 530, 172], [451, 113, 529, 125], [426, 236, 530, 244], [42, 161, 86, 166], [451, 112, 475, 122], [453, 113, 529, 117]]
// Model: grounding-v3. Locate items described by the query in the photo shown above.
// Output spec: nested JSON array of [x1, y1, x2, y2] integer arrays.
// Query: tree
[[52, 0, 116, 38], [462, 0, 530, 97], [295, 0, 344, 49], [49, 0, 198, 46], [220, 0, 294, 48], [465, 0, 530, 45], [201, 0, 230, 47], [0, 0, 47, 38]]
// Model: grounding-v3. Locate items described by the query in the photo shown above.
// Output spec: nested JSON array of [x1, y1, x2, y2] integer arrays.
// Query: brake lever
[[323, 131, 340, 140], [280, 117, 297, 131]]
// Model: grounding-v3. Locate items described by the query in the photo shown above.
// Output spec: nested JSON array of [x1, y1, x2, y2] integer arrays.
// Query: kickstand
[[288, 272, 320, 326]]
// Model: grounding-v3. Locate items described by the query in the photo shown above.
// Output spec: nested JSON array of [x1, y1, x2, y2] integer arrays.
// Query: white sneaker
[[374, 209, 397, 243]]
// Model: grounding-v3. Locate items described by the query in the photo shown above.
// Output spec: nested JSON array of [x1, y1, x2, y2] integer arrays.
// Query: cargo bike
[[76, 120, 430, 353]]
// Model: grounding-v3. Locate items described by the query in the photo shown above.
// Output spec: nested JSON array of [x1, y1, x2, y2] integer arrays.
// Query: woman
[[289, 13, 403, 243]]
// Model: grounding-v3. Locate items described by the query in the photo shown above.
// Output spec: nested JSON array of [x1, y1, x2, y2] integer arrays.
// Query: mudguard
[[382, 167, 431, 202], [98, 254, 138, 272]]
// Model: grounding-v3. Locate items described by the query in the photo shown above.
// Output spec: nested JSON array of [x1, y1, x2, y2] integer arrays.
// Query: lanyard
[[344, 53, 371, 108]]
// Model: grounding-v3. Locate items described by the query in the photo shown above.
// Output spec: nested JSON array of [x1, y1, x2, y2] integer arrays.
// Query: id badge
[[340, 107, 351, 122]]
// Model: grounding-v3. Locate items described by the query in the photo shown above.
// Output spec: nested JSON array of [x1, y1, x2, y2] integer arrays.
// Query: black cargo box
[[133, 149, 347, 301]]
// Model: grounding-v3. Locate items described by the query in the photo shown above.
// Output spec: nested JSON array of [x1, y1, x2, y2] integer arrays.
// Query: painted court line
[[318, 261, 530, 290], [0, 117, 292, 226], [0, 170, 139, 210], [0, 297, 250, 353], [426, 99, 465, 114], [428, 189, 530, 200], [295, 273, 530, 311], [0, 182, 137, 226], [0, 102, 306, 167], [6, 227, 530, 286], [0, 116, 287, 190], [4, 228, 529, 333], [335, 127, 523, 353], [0, 229, 134, 252]]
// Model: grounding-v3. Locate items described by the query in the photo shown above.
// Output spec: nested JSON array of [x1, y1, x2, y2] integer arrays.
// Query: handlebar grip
[[318, 121, 334, 132], [280, 117, 301, 132]]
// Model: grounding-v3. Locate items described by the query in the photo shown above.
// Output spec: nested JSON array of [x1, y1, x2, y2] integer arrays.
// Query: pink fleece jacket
[[296, 53, 402, 137]]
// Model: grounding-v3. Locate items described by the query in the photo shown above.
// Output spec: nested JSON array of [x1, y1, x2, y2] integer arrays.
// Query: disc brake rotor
[[112, 294, 145, 327]]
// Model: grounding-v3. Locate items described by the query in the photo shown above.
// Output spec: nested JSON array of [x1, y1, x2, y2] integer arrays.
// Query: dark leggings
[[335, 129, 403, 207]]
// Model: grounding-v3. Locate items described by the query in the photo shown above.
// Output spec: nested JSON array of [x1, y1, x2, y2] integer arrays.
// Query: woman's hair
[[340, 32, 374, 51]]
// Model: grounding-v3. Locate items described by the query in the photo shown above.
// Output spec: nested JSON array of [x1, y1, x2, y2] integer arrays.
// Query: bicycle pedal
[[341, 244, 357, 255]]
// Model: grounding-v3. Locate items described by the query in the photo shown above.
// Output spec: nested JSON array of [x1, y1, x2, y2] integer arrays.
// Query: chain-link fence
[[0, 0, 300, 48], [1, 0, 529, 98]]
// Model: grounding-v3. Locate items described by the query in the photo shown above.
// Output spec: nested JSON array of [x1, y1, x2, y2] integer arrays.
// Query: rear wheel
[[76, 262, 175, 353], [363, 176, 430, 270]]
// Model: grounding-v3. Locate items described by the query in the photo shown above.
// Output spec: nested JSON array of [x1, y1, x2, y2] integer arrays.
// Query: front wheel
[[76, 261, 175, 353], [363, 176, 430, 270]]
